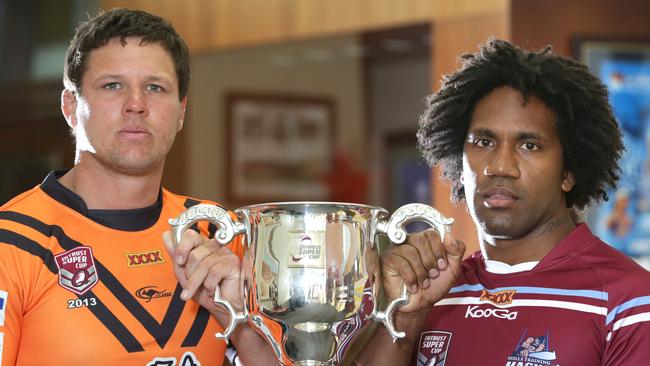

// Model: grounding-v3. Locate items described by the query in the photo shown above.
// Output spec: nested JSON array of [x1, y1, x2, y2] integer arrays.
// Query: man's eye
[[103, 82, 121, 90], [521, 142, 540, 151], [146, 84, 163, 92], [475, 138, 492, 147]]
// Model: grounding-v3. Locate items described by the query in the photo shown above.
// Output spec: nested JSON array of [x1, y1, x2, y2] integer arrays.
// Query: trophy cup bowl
[[169, 202, 453, 365]]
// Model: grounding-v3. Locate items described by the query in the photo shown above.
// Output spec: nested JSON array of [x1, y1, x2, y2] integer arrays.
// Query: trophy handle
[[168, 203, 249, 341], [214, 285, 249, 340], [374, 203, 454, 341], [168, 203, 246, 246]]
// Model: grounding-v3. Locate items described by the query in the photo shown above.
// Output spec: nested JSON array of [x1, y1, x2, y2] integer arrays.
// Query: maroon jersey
[[418, 224, 650, 366]]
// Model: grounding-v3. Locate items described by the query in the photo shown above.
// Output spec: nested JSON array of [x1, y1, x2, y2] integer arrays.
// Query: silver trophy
[[169, 202, 452, 365]]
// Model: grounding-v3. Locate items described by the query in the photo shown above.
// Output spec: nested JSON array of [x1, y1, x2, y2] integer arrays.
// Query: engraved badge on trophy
[[169, 202, 453, 365]]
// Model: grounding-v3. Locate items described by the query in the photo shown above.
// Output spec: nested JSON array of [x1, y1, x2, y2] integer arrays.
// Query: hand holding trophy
[[169, 202, 453, 365]]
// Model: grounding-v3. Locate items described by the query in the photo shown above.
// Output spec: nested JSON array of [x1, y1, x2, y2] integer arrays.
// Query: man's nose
[[123, 89, 148, 115], [484, 146, 520, 178]]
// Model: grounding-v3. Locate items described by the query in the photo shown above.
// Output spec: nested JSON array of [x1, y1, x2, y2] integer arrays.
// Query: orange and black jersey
[[0, 171, 243, 365]]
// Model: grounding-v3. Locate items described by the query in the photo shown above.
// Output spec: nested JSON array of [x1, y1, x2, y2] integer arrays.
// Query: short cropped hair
[[417, 39, 623, 210], [63, 8, 190, 100]]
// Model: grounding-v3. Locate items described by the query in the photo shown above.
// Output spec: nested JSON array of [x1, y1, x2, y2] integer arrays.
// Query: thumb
[[162, 231, 177, 258], [444, 236, 465, 265]]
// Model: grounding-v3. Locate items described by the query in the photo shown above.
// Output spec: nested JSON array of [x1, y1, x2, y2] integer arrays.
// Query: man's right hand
[[382, 229, 465, 314]]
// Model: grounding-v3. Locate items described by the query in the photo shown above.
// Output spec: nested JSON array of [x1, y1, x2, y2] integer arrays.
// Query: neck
[[479, 215, 575, 265], [59, 159, 164, 210]]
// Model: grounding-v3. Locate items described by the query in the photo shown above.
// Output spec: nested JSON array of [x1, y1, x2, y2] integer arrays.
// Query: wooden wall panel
[[102, 0, 509, 52], [511, 0, 650, 56]]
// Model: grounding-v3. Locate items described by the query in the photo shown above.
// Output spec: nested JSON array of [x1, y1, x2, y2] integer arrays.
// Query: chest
[[417, 279, 608, 366], [18, 225, 224, 365]]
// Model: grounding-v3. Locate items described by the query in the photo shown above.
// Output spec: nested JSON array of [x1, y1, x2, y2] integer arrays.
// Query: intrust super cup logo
[[418, 330, 452, 366], [288, 231, 325, 268], [54, 246, 99, 295]]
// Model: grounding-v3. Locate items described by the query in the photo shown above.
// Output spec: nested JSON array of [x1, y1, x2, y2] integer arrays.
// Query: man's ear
[[177, 97, 187, 131], [562, 171, 576, 192], [61, 89, 78, 129]]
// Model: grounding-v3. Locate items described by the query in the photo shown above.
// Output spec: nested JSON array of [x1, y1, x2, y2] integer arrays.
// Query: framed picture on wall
[[226, 93, 335, 204], [574, 38, 650, 266]]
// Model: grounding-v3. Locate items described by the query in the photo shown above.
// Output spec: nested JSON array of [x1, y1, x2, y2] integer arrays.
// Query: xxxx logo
[[479, 289, 516, 305], [125, 250, 165, 267]]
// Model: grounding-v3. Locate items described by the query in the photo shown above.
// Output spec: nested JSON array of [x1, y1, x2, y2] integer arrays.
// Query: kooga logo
[[465, 305, 518, 320]]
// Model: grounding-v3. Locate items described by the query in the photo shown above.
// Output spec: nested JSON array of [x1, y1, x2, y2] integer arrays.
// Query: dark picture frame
[[226, 93, 335, 204]]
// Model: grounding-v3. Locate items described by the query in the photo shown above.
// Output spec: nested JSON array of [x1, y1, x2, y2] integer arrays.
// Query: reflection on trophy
[[169, 202, 453, 365]]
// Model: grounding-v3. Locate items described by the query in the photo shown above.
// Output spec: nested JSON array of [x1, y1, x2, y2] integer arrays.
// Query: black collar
[[40, 170, 163, 231]]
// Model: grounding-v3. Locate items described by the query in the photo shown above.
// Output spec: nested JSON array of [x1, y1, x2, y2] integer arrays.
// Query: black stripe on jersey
[[0, 211, 188, 350], [91, 261, 187, 348], [0, 228, 58, 273], [79, 291, 145, 352], [181, 306, 211, 347], [158, 284, 187, 347]]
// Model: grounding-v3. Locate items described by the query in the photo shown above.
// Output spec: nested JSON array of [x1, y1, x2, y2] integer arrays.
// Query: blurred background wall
[[1, 0, 649, 257]]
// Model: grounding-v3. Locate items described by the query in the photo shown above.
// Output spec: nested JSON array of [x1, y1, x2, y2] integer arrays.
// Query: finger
[[383, 250, 420, 294], [399, 243, 433, 289], [202, 254, 241, 301], [443, 236, 466, 267], [424, 229, 449, 271], [163, 231, 191, 287], [176, 229, 207, 266], [184, 240, 220, 278], [162, 231, 176, 258], [180, 250, 221, 300], [184, 249, 240, 302], [406, 231, 438, 275]]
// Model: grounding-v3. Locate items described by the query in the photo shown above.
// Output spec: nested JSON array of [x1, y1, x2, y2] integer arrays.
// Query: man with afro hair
[[358, 39, 650, 365]]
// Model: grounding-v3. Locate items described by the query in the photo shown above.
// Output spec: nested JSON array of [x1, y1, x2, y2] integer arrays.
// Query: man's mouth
[[482, 187, 517, 208]]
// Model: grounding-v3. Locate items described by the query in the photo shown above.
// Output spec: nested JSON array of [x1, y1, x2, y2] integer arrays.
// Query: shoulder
[[573, 234, 650, 285], [0, 186, 46, 213], [0, 186, 55, 247]]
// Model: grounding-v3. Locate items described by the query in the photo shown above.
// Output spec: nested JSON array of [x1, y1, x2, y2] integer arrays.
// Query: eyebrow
[[518, 132, 545, 142], [467, 128, 496, 138], [467, 128, 548, 142], [95, 74, 171, 82]]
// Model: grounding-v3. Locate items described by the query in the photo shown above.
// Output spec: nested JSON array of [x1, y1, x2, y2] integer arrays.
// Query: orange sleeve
[[0, 244, 27, 366]]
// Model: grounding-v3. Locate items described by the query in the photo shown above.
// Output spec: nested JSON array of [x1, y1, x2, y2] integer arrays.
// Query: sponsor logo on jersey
[[135, 286, 173, 302], [504, 330, 558, 366], [480, 289, 516, 305], [417, 330, 452, 366], [54, 246, 99, 295], [465, 305, 518, 320], [125, 249, 165, 267], [147, 351, 201, 366], [0, 290, 7, 327]]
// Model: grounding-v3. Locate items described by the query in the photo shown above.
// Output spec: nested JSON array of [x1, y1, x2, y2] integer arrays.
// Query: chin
[[478, 215, 517, 239]]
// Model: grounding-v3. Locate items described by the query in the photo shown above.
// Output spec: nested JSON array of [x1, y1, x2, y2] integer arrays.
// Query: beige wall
[[187, 35, 365, 207]]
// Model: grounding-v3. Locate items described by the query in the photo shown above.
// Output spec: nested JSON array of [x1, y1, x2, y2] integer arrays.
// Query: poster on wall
[[226, 93, 335, 204], [577, 39, 650, 268]]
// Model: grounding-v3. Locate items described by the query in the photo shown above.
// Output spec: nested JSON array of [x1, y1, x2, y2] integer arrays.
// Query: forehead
[[468, 86, 558, 137], [83, 37, 176, 78]]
